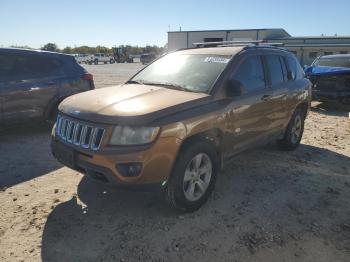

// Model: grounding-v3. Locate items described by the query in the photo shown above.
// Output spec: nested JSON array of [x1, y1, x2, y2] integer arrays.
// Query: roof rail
[[192, 40, 285, 48]]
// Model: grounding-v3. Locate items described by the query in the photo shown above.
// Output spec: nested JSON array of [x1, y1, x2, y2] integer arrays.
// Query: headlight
[[109, 126, 160, 145]]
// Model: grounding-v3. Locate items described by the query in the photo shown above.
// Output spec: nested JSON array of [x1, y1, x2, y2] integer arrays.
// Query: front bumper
[[312, 89, 350, 102], [51, 135, 182, 186]]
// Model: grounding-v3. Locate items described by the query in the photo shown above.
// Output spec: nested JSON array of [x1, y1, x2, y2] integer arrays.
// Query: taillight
[[83, 73, 93, 81]]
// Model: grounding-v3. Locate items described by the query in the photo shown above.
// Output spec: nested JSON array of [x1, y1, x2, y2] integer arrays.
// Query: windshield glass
[[130, 53, 231, 93], [314, 57, 350, 68]]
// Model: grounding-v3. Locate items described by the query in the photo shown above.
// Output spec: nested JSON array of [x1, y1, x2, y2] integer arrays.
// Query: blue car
[[0, 48, 95, 127], [305, 54, 350, 105]]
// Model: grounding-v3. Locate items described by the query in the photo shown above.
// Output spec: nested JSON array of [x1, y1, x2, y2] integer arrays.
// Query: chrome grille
[[56, 115, 105, 151]]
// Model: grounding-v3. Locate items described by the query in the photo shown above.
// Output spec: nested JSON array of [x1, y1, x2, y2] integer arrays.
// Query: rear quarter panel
[[58, 57, 92, 98]]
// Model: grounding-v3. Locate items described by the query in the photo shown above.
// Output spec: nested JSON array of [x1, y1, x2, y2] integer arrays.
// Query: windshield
[[314, 57, 350, 68], [130, 53, 231, 93]]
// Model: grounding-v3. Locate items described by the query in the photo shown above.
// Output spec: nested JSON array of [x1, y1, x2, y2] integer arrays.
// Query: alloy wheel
[[291, 114, 302, 144], [183, 153, 212, 201]]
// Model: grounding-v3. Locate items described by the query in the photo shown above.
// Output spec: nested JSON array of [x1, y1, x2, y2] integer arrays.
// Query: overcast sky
[[1, 0, 350, 49]]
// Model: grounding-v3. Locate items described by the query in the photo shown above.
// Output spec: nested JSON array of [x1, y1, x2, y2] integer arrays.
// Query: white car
[[75, 54, 90, 64], [88, 53, 115, 65]]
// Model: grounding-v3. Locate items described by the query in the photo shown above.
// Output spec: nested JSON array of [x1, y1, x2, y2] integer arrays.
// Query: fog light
[[116, 163, 142, 177]]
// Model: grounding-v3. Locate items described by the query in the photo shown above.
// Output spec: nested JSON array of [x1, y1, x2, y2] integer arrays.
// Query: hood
[[305, 66, 350, 76], [59, 84, 210, 125]]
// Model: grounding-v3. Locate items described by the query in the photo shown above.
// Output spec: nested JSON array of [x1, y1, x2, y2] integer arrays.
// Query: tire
[[43, 103, 59, 129], [110, 59, 114, 64], [341, 96, 350, 105], [277, 108, 305, 150], [94, 59, 98, 65], [164, 141, 219, 212]]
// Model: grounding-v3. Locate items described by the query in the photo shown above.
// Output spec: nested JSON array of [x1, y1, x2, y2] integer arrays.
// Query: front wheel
[[277, 108, 305, 150], [164, 141, 218, 212]]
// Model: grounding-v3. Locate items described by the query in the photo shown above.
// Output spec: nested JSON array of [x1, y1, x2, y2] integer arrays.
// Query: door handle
[[261, 94, 271, 101]]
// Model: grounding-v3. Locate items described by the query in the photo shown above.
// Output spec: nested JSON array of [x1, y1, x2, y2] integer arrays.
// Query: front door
[[222, 55, 274, 158]]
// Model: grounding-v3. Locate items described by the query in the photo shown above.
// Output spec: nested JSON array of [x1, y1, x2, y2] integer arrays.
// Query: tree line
[[11, 43, 165, 55]]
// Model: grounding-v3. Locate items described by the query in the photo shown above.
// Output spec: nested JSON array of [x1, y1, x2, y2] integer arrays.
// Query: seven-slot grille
[[56, 115, 105, 151]]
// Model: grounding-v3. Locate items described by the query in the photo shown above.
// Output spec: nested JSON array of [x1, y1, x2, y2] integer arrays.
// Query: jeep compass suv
[[51, 43, 311, 212]]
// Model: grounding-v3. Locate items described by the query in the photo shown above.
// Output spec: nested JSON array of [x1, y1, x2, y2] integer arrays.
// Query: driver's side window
[[232, 56, 266, 93]]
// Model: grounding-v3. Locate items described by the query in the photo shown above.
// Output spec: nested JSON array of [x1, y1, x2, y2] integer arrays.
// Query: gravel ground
[[0, 63, 349, 262]]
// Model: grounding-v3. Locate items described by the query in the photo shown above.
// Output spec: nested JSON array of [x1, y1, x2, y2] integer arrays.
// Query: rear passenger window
[[233, 56, 265, 92], [279, 56, 288, 81], [265, 55, 284, 85], [0, 53, 17, 78], [286, 55, 304, 80], [14, 54, 61, 78]]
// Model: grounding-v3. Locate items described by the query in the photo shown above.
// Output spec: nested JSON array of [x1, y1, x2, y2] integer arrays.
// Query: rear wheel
[[164, 141, 218, 212], [110, 59, 114, 64], [277, 108, 304, 150]]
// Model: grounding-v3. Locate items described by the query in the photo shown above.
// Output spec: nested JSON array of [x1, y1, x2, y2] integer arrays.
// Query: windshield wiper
[[142, 81, 200, 92], [153, 82, 189, 91], [126, 80, 144, 85], [126, 80, 201, 93]]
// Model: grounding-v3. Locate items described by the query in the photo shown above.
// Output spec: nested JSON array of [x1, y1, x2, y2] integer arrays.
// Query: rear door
[[263, 54, 291, 135], [0, 52, 39, 124], [223, 54, 274, 156], [1, 52, 62, 124], [0, 52, 18, 124]]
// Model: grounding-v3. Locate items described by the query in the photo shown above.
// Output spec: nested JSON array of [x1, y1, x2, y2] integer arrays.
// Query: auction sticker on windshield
[[204, 57, 230, 63]]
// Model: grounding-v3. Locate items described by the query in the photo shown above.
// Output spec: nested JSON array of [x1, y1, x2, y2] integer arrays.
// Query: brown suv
[[51, 44, 311, 212]]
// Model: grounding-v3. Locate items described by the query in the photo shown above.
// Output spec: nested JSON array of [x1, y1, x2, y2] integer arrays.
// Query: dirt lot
[[0, 63, 349, 262]]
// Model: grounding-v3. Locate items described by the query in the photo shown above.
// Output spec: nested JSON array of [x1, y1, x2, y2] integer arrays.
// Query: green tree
[[62, 46, 72, 54], [10, 45, 34, 49], [41, 43, 59, 52]]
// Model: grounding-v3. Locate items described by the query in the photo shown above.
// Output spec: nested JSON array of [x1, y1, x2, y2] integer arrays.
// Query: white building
[[168, 28, 350, 65]]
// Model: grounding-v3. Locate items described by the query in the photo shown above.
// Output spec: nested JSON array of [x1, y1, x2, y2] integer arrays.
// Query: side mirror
[[226, 79, 244, 97]]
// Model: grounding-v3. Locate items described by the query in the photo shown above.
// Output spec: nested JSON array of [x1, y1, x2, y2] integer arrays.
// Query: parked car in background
[[140, 53, 156, 65], [0, 48, 94, 127], [75, 54, 90, 64], [51, 43, 311, 212], [88, 53, 115, 65], [305, 54, 350, 105]]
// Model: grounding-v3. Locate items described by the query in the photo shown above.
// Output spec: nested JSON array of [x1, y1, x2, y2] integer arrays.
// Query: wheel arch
[[179, 128, 223, 153], [295, 101, 309, 119], [170, 128, 224, 177]]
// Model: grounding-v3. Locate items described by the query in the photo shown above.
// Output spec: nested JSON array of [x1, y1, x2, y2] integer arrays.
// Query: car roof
[[174, 45, 289, 56], [175, 46, 244, 56], [0, 47, 73, 58], [320, 54, 350, 59]]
